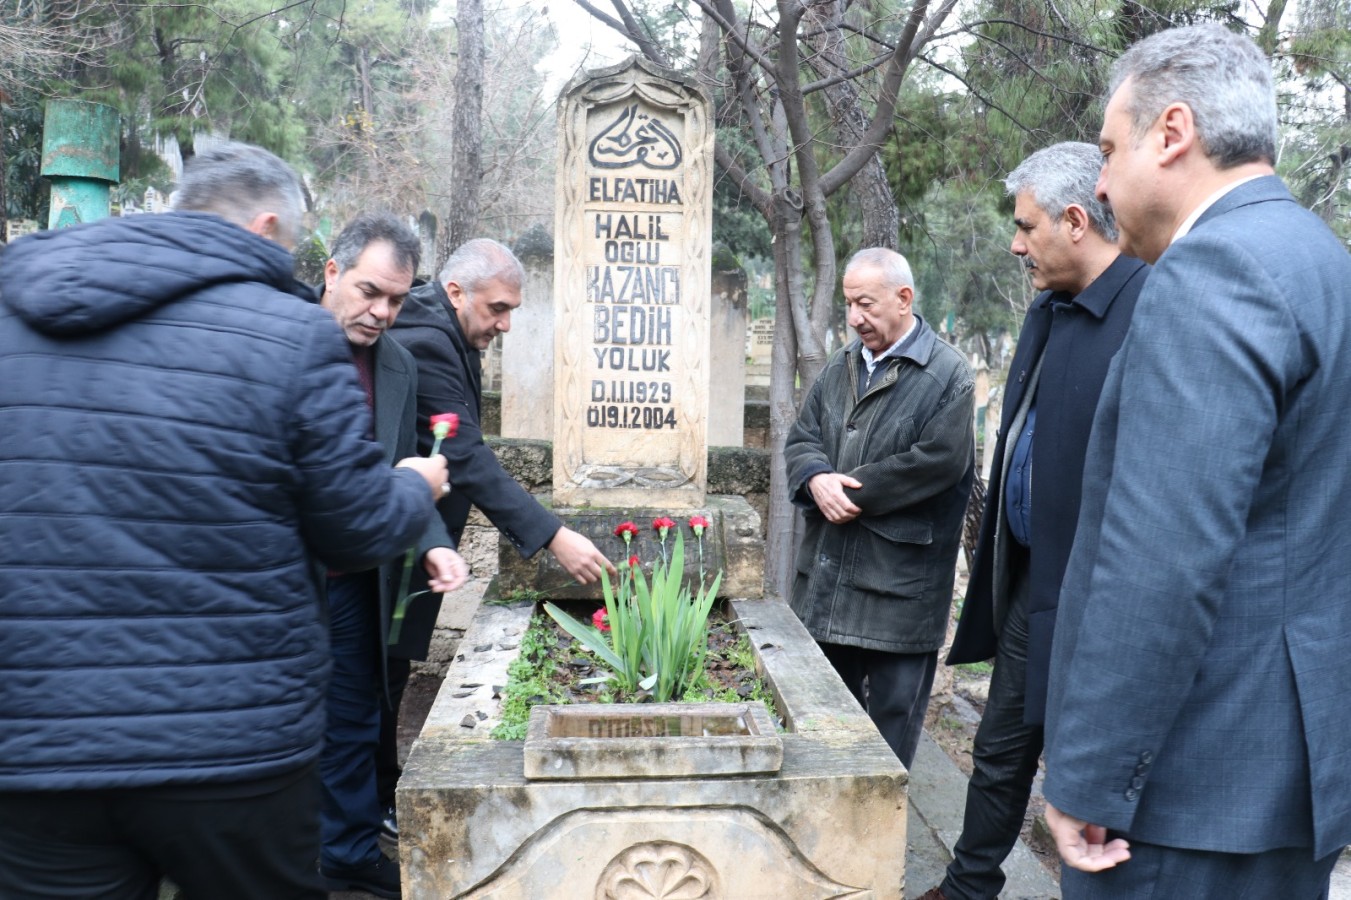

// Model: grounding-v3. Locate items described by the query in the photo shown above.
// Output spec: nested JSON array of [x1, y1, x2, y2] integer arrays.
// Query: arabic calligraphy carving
[[589, 104, 683, 171]]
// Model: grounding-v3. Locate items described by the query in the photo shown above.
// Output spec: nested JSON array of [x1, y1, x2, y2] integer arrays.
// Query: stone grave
[[399, 55, 910, 899], [399, 599, 908, 899]]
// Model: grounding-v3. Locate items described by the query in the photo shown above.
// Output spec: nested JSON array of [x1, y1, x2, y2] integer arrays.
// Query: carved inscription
[[554, 60, 712, 507], [584, 111, 686, 435]]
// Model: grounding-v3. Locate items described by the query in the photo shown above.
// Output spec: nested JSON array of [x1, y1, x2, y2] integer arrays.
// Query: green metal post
[[40, 99, 120, 229]]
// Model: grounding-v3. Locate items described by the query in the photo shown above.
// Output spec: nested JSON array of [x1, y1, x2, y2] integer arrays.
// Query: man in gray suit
[[1043, 24, 1351, 896]]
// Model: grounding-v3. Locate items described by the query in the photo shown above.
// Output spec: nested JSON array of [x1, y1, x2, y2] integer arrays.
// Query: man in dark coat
[[384, 238, 614, 801], [310, 212, 468, 898], [0, 142, 447, 899], [784, 247, 974, 770], [920, 142, 1148, 900], [1044, 25, 1351, 895]]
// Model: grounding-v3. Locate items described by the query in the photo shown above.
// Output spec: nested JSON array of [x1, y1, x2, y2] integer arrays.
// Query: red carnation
[[592, 608, 610, 632], [614, 521, 640, 543], [688, 515, 710, 536], [652, 516, 676, 537], [429, 412, 460, 438], [628, 555, 640, 569]]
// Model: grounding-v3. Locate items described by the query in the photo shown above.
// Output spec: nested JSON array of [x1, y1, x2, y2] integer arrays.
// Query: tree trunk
[[766, 201, 807, 599], [445, 0, 484, 252], [805, 0, 900, 251]]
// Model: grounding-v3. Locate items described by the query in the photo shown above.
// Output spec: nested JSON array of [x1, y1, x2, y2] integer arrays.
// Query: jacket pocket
[[847, 516, 932, 598], [794, 516, 824, 575]]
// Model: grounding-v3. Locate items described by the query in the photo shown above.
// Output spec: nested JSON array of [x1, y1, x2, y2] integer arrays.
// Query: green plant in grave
[[544, 519, 722, 703]]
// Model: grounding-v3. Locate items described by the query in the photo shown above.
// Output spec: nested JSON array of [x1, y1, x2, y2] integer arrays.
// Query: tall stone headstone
[[502, 225, 555, 440], [707, 262, 747, 447], [553, 58, 714, 509]]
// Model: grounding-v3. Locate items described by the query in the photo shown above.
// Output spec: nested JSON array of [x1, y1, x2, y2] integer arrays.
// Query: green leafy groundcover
[[491, 606, 781, 741]]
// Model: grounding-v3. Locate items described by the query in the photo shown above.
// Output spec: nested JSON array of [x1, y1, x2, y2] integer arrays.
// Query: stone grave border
[[398, 597, 908, 898]]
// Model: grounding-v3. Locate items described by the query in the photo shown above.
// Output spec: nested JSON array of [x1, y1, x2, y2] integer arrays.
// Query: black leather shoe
[[320, 854, 401, 899], [380, 804, 399, 841]]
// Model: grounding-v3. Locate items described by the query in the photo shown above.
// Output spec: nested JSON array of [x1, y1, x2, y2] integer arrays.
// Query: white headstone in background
[[4, 220, 39, 243], [553, 57, 714, 509]]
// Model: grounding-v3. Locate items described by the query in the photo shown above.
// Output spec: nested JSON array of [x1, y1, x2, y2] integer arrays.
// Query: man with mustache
[[920, 142, 1147, 900], [784, 247, 974, 770]]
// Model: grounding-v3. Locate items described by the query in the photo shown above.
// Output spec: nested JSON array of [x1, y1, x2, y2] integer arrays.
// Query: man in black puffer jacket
[[0, 142, 448, 899]]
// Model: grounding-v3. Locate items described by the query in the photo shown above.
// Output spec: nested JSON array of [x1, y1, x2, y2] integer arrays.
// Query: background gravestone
[[552, 57, 714, 510]]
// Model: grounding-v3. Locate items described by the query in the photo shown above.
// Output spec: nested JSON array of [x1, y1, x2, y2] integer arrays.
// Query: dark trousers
[[1061, 840, 1337, 899], [0, 766, 324, 900], [376, 656, 411, 808], [319, 573, 383, 869], [820, 642, 938, 769], [942, 560, 1042, 900]]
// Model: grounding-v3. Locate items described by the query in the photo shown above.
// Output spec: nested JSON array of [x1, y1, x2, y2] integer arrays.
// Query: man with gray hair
[[0, 142, 447, 897], [784, 247, 974, 770], [1043, 25, 1351, 894], [385, 238, 615, 793], [919, 142, 1148, 900]]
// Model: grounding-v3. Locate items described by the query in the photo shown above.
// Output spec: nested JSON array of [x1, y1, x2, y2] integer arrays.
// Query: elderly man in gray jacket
[[785, 247, 974, 769]]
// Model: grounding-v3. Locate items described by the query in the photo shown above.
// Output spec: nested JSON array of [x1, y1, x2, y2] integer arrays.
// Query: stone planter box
[[398, 599, 908, 898]]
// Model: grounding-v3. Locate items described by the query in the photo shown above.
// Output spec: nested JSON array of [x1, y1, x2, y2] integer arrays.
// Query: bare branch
[[818, 0, 961, 196], [608, 0, 671, 66], [917, 53, 1038, 138]]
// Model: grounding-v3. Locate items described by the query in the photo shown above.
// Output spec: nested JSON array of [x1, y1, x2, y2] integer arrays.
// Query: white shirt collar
[[861, 317, 918, 376], [1171, 174, 1267, 244]]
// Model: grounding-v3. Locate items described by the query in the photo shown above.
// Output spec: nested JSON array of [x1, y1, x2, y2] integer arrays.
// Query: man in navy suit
[[1043, 24, 1351, 896], [923, 143, 1147, 900]]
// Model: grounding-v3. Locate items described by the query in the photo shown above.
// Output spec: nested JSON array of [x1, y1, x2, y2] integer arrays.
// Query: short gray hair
[[330, 212, 420, 277], [1110, 24, 1277, 168], [438, 238, 524, 296], [1005, 142, 1118, 241], [844, 247, 914, 290], [173, 141, 306, 243]]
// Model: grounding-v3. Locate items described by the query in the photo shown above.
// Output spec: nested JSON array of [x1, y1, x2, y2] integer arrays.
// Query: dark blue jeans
[[319, 572, 384, 869], [942, 559, 1041, 900]]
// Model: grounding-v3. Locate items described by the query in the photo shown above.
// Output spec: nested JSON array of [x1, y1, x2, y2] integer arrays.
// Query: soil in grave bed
[[490, 602, 781, 740]]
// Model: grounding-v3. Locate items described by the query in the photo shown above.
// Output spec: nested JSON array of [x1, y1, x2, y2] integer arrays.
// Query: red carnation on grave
[[688, 515, 710, 536], [628, 555, 641, 569], [592, 608, 610, 632], [652, 516, 676, 538], [614, 521, 640, 543]]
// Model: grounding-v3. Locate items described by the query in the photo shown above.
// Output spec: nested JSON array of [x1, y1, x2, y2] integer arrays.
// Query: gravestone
[[707, 263, 747, 447], [501, 226, 555, 441], [552, 57, 714, 509], [4, 220, 39, 243], [746, 317, 774, 387]]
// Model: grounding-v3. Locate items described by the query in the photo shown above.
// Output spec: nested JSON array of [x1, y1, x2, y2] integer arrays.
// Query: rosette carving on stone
[[596, 841, 718, 899]]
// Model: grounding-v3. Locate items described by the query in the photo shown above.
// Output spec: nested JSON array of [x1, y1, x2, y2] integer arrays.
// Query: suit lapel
[[371, 337, 408, 465]]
